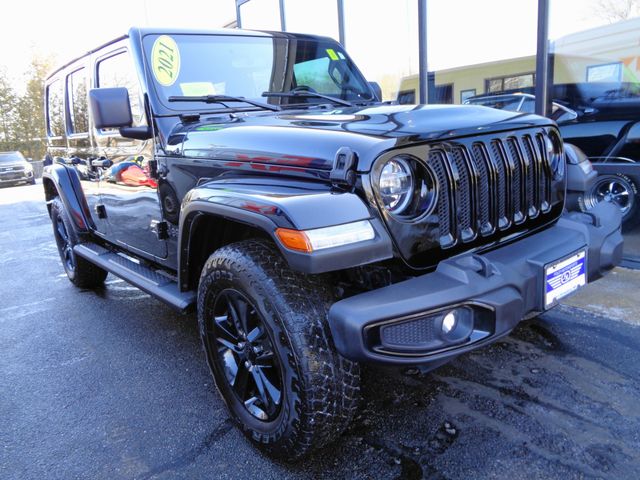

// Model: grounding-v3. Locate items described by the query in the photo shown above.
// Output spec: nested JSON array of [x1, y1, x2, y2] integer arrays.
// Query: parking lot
[[2, 182, 640, 480]]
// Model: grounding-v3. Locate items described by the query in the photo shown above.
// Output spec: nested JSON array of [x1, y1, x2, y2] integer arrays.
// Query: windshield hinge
[[180, 113, 200, 123], [330, 146, 357, 188]]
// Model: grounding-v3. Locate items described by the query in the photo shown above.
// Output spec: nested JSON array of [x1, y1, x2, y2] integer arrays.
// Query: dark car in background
[[0, 151, 36, 186], [465, 83, 640, 230]]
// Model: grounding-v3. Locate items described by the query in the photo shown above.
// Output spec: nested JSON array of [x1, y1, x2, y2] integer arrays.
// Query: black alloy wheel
[[594, 177, 633, 215], [197, 240, 360, 459], [205, 289, 283, 422], [54, 214, 76, 273], [584, 173, 639, 231], [50, 197, 107, 288]]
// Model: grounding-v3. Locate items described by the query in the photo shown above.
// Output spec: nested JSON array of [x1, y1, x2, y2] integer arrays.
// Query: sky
[[0, 0, 237, 90], [0, 0, 631, 91]]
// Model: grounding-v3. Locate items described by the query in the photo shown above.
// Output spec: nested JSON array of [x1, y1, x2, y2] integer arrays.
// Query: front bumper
[[328, 201, 623, 367], [0, 170, 32, 184]]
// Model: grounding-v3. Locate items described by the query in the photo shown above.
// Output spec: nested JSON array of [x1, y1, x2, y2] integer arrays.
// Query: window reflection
[[550, 0, 640, 258], [97, 51, 144, 125], [398, 0, 537, 104], [47, 79, 65, 137], [344, 0, 418, 101], [67, 68, 88, 134]]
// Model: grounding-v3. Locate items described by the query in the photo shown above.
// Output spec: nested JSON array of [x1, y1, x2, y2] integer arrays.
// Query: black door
[[93, 46, 167, 259]]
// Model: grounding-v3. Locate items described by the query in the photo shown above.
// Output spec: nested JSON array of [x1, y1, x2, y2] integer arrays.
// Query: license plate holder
[[544, 249, 587, 309]]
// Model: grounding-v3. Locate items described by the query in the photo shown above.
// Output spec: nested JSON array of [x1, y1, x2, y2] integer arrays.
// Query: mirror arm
[[119, 126, 153, 140]]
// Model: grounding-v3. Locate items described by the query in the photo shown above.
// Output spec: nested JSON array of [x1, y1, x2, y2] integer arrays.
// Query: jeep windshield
[[142, 33, 374, 113]]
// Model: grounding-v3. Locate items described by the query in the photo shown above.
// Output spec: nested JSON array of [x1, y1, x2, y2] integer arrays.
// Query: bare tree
[[593, 0, 640, 23]]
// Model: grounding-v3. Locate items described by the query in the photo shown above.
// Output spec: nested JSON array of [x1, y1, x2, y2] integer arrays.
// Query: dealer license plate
[[544, 250, 587, 309]]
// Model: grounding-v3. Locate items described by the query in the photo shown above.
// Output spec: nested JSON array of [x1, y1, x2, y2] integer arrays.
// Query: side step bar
[[74, 243, 196, 312]]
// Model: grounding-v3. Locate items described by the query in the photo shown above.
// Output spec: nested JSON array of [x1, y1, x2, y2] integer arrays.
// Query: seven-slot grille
[[427, 129, 554, 248]]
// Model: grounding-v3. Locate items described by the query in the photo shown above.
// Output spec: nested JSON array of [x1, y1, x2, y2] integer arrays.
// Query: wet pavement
[[2, 182, 640, 480]]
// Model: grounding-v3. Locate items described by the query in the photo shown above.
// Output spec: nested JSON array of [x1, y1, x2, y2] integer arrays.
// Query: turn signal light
[[275, 228, 313, 253], [276, 220, 375, 253]]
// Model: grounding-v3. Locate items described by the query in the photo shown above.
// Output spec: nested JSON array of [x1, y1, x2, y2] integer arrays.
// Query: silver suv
[[0, 151, 35, 186]]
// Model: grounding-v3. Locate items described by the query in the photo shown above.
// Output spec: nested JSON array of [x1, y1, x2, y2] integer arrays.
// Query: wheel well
[[185, 214, 271, 290]]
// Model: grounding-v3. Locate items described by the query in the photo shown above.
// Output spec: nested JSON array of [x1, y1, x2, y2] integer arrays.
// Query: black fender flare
[[177, 182, 394, 289], [42, 163, 94, 233]]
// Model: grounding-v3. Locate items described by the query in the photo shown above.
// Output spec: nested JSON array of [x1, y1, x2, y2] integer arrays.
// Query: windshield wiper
[[168, 95, 281, 112], [262, 90, 353, 107]]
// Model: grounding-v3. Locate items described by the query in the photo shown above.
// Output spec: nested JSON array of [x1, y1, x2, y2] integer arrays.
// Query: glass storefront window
[[343, 0, 418, 101], [284, 0, 339, 40], [239, 0, 281, 31], [394, 0, 538, 105], [549, 0, 640, 260]]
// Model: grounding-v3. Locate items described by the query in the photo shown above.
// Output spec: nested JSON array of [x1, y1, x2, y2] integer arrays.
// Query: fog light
[[442, 311, 457, 334]]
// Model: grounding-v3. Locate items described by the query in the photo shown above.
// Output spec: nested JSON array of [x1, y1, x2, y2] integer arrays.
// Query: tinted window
[[47, 79, 65, 137], [67, 68, 88, 134], [397, 90, 416, 105], [97, 51, 143, 122], [434, 84, 453, 104]]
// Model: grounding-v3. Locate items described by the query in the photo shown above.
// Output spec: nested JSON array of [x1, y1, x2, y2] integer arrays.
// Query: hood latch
[[330, 146, 357, 188]]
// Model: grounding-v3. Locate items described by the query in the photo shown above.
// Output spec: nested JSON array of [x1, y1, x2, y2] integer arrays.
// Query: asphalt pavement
[[2, 182, 640, 480]]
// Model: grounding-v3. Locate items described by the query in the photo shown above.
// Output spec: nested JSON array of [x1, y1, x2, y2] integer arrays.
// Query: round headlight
[[546, 130, 565, 180], [379, 157, 414, 214], [377, 155, 437, 220]]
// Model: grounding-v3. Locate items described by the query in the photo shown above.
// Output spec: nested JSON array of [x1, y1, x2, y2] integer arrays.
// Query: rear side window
[[97, 51, 143, 123], [67, 68, 89, 134], [47, 79, 65, 137]]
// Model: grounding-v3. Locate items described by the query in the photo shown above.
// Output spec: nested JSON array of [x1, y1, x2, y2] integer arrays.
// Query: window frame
[[586, 62, 623, 83], [94, 46, 145, 136], [397, 89, 416, 105], [485, 71, 535, 94], [46, 78, 65, 139], [460, 88, 476, 104], [66, 66, 90, 137]]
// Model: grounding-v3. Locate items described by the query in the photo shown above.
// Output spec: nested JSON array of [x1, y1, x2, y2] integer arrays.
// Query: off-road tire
[[51, 197, 107, 288], [197, 239, 360, 460]]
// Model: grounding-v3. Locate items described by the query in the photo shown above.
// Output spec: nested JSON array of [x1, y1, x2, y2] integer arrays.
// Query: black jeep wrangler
[[43, 28, 623, 459]]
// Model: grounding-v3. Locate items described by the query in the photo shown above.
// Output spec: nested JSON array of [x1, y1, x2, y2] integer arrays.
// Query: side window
[[397, 90, 416, 105], [67, 68, 89, 134], [97, 51, 145, 126], [293, 57, 341, 94], [47, 79, 65, 137]]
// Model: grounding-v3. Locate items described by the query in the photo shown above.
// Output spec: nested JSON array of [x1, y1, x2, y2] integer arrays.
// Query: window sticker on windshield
[[152, 35, 180, 86], [326, 49, 339, 61], [180, 82, 216, 96]]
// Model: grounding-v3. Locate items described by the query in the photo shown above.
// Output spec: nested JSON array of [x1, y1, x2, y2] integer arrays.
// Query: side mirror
[[89, 87, 133, 129], [627, 122, 640, 143], [368, 81, 382, 102]]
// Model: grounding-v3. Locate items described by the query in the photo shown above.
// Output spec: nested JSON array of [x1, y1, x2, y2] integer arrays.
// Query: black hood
[[162, 103, 555, 172]]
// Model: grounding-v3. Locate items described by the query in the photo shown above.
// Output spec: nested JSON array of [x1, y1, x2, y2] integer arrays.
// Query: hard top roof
[[46, 26, 333, 80]]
